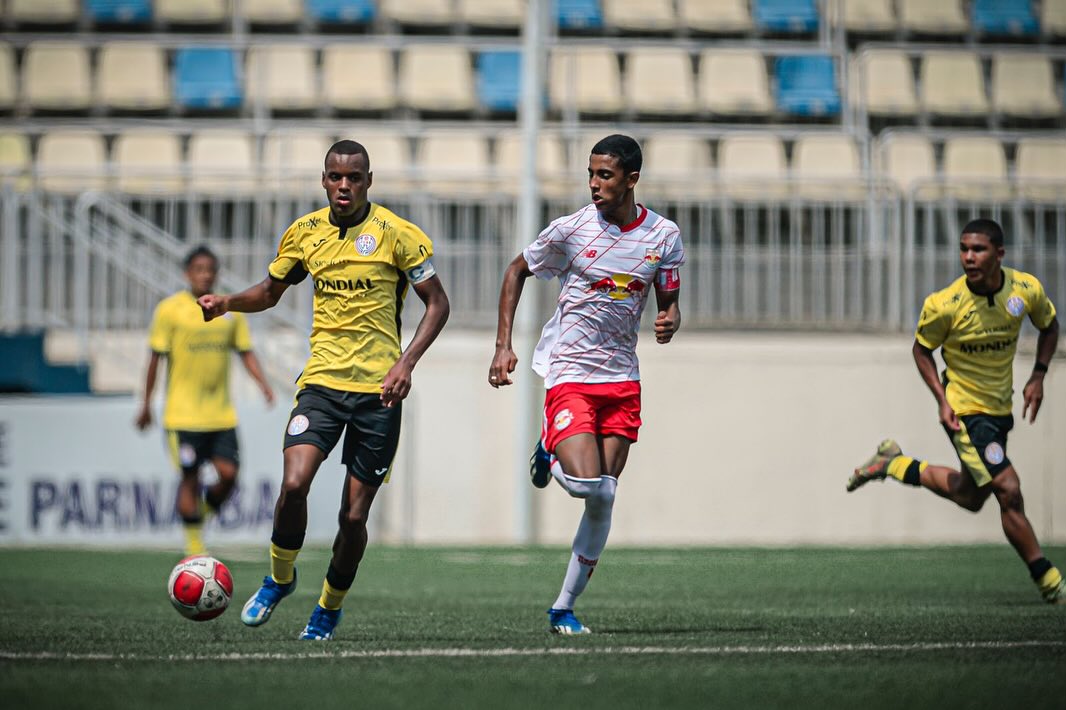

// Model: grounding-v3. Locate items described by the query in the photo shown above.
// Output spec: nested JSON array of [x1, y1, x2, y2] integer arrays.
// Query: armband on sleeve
[[406, 259, 436, 285], [656, 267, 680, 291]]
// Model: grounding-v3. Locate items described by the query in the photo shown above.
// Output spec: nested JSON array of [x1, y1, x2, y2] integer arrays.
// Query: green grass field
[[2, 546, 1064, 709]]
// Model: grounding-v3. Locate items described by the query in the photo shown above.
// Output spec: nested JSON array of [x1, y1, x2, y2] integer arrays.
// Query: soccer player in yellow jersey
[[136, 246, 275, 557], [197, 140, 450, 640], [847, 219, 1063, 604]]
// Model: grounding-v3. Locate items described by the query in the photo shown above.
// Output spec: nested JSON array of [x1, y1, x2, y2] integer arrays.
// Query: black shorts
[[166, 428, 240, 472], [943, 413, 1013, 487], [283, 384, 402, 487]]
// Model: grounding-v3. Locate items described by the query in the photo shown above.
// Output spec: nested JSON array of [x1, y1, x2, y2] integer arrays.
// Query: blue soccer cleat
[[548, 608, 591, 635], [530, 440, 552, 489], [240, 570, 297, 627], [299, 605, 342, 640]]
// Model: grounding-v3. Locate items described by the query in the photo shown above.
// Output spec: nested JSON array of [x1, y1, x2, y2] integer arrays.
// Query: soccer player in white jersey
[[489, 134, 685, 634]]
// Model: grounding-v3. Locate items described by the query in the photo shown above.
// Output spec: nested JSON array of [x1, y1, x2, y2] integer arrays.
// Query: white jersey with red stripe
[[524, 203, 685, 388]]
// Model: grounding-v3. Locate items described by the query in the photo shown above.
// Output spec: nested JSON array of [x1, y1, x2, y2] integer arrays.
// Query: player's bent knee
[[556, 473, 602, 499], [279, 473, 312, 499]]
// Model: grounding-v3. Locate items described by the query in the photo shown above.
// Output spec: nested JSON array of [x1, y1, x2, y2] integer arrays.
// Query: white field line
[[1, 640, 1063, 663]]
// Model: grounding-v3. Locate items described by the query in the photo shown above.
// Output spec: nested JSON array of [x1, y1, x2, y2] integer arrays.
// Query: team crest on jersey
[[178, 444, 197, 467], [588, 273, 646, 300], [287, 414, 310, 436], [554, 408, 573, 431], [644, 248, 661, 266], [355, 233, 378, 256], [1006, 296, 1024, 317], [984, 442, 1005, 465]]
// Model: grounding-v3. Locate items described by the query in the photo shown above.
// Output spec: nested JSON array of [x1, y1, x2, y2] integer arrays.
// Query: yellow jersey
[[268, 204, 434, 393], [915, 268, 1057, 416], [148, 290, 252, 430]]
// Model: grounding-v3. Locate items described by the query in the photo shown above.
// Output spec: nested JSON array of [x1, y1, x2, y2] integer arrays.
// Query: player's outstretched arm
[[134, 351, 161, 431], [653, 286, 681, 344], [239, 351, 275, 407], [381, 274, 450, 408], [912, 339, 959, 432], [198, 277, 290, 322], [489, 254, 533, 388], [1023, 316, 1058, 424]]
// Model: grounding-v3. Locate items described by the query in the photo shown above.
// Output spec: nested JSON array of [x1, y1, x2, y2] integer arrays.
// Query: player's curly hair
[[591, 134, 642, 174], [962, 218, 1004, 247], [183, 245, 218, 270]]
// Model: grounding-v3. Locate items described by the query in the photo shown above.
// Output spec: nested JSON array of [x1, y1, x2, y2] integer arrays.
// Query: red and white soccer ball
[[167, 556, 234, 621]]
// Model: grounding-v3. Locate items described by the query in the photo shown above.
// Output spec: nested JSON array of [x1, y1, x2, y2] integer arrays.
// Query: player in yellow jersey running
[[136, 246, 275, 557], [847, 219, 1063, 604], [197, 140, 450, 640]]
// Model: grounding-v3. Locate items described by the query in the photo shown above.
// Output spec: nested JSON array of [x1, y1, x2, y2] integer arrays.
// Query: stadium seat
[[717, 134, 788, 199], [9, 0, 79, 24], [858, 49, 918, 117], [156, 0, 229, 25], [112, 131, 184, 194], [380, 0, 455, 27], [876, 133, 937, 198], [549, 46, 623, 115], [1043, 0, 1066, 37], [457, 0, 524, 28], [187, 130, 255, 194], [751, 0, 819, 34], [243, 0, 303, 25], [775, 55, 840, 117], [0, 133, 31, 191], [353, 132, 412, 193], [972, 0, 1038, 37], [245, 45, 318, 113], [0, 44, 14, 112], [640, 133, 715, 199], [555, 0, 604, 30], [322, 45, 396, 113], [22, 42, 91, 112], [477, 51, 521, 112], [677, 0, 753, 33], [1015, 137, 1066, 202], [602, 0, 676, 32], [942, 136, 1010, 201], [306, 0, 376, 25], [991, 53, 1059, 120], [826, 0, 896, 33], [36, 130, 108, 193], [919, 52, 988, 119], [898, 0, 967, 35], [85, 0, 152, 24], [791, 134, 863, 200], [399, 45, 476, 114], [698, 50, 772, 117], [416, 132, 493, 194], [261, 132, 332, 191], [625, 48, 697, 116], [96, 42, 170, 112], [494, 132, 573, 197], [173, 48, 242, 111]]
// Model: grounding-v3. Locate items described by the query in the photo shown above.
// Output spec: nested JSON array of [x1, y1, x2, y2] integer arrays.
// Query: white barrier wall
[[1, 331, 1063, 547]]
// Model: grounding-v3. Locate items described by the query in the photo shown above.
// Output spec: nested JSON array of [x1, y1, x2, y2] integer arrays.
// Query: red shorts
[[541, 381, 642, 454]]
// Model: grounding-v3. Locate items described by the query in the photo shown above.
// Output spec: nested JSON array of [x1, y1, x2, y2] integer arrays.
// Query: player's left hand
[[381, 359, 413, 407], [261, 384, 275, 407], [654, 310, 677, 344], [1022, 374, 1044, 424]]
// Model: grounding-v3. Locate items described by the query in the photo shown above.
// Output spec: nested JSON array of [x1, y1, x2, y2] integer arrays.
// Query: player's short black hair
[[183, 245, 218, 270], [591, 134, 642, 174], [961, 218, 1004, 247], [326, 140, 370, 170]]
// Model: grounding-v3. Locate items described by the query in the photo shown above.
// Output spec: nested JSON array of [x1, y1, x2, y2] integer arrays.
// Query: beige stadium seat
[[261, 132, 332, 192], [717, 134, 788, 199], [1044, 0, 1066, 37], [246, 45, 318, 113], [322, 45, 396, 112], [1015, 138, 1066, 202], [112, 132, 184, 194], [36, 131, 108, 193], [942, 136, 1010, 201], [156, 0, 229, 25], [698, 50, 772, 116], [243, 0, 303, 24], [827, 0, 896, 33], [399, 45, 476, 113], [416, 132, 493, 195], [625, 49, 696, 116], [920, 52, 988, 118], [603, 0, 676, 32], [898, 0, 967, 35], [0, 43, 14, 112], [792, 134, 864, 200], [187, 130, 255, 193], [0, 133, 32, 191], [22, 42, 92, 112], [9, 0, 79, 24], [549, 47, 623, 115], [991, 53, 1059, 120], [494, 132, 573, 198], [677, 0, 753, 33], [457, 0, 523, 28], [379, 0, 455, 27], [350, 132, 412, 194], [858, 49, 917, 117], [97, 42, 169, 112], [641, 133, 715, 199], [876, 133, 937, 199]]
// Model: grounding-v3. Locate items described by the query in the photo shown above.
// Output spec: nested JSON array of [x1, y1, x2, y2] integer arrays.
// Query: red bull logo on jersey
[[644, 248, 661, 266], [588, 273, 646, 300]]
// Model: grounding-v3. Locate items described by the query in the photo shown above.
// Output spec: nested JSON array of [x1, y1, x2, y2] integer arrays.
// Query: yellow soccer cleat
[[846, 439, 902, 492], [1037, 568, 1065, 605]]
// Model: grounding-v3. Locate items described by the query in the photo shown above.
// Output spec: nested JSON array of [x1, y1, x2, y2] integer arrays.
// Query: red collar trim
[[619, 205, 647, 232]]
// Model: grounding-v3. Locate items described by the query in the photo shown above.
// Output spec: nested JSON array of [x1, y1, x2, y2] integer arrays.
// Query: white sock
[[552, 475, 618, 610], [550, 456, 602, 498]]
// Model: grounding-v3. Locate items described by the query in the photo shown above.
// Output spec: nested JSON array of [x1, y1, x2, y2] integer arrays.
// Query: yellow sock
[[318, 580, 349, 611], [183, 522, 206, 556], [1036, 567, 1063, 596], [887, 456, 927, 483], [270, 543, 300, 585]]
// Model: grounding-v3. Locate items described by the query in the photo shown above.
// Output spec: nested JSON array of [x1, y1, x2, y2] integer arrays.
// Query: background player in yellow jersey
[[136, 245, 275, 556], [197, 140, 450, 640], [847, 219, 1063, 604]]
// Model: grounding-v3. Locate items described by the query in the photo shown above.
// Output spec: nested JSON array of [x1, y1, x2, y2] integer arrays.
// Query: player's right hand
[[197, 294, 228, 322], [938, 400, 960, 432], [488, 346, 517, 388], [134, 404, 152, 431]]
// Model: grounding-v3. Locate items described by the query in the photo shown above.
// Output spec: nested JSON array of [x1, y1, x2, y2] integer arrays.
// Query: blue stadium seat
[[173, 48, 242, 111], [86, 0, 152, 24], [477, 51, 521, 112], [972, 0, 1039, 36], [555, 0, 603, 29], [752, 0, 819, 33], [307, 0, 376, 24], [775, 55, 840, 117]]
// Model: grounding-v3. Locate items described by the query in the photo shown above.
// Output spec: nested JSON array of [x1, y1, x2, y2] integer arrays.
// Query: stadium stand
[[97, 42, 170, 113], [898, 0, 968, 36], [698, 49, 773, 117], [752, 0, 820, 35], [677, 0, 754, 34], [155, 0, 229, 27], [306, 0, 376, 26], [0, 43, 14, 112], [919, 51, 989, 120], [85, 0, 152, 26], [477, 50, 522, 113], [416, 131, 494, 194], [774, 54, 840, 117], [36, 130, 108, 193], [640, 132, 715, 199], [827, 0, 896, 35], [876, 132, 939, 198], [356, 131, 413, 191], [1044, 0, 1066, 36], [549, 46, 624, 115], [493, 131, 573, 197], [380, 0, 455, 28], [112, 131, 185, 194], [173, 47, 242, 111], [625, 48, 697, 117], [717, 133, 789, 198], [792, 133, 863, 199], [243, 0, 303, 26], [186, 129, 255, 193], [972, 0, 1039, 38], [555, 0, 604, 30], [245, 44, 319, 114], [856, 49, 919, 118], [457, 0, 523, 30], [398, 44, 477, 114], [0, 133, 31, 191], [22, 42, 92, 113], [602, 0, 676, 33], [990, 52, 1060, 121], [942, 135, 1011, 200], [9, 0, 80, 25], [322, 44, 397, 113], [1015, 136, 1066, 201], [261, 131, 332, 190]]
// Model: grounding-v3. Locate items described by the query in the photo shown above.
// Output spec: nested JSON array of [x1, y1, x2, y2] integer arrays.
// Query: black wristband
[[1033, 362, 1049, 373]]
